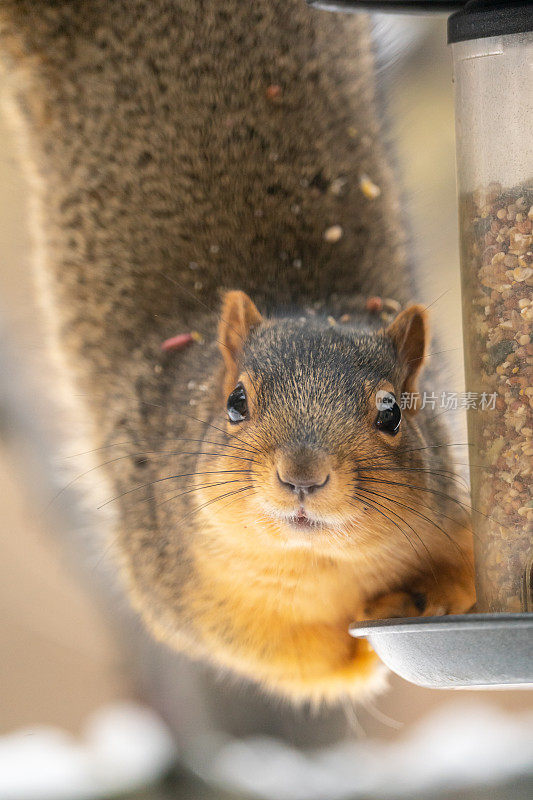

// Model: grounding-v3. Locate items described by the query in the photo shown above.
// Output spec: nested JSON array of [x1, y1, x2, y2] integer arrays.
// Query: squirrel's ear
[[218, 290, 263, 383], [385, 304, 429, 400]]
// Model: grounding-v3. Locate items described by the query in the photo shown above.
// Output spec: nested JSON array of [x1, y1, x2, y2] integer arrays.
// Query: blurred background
[[0, 14, 532, 800]]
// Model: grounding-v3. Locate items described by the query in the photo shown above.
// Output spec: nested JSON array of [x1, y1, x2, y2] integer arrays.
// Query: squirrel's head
[[198, 290, 431, 559]]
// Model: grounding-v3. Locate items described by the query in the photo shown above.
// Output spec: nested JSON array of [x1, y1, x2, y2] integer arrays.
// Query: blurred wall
[[0, 102, 132, 735]]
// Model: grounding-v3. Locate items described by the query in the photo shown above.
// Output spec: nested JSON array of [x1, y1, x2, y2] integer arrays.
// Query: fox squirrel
[[0, 0, 474, 704]]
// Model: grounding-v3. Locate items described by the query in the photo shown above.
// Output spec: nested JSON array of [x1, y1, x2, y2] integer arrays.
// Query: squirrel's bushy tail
[[0, 0, 411, 394]]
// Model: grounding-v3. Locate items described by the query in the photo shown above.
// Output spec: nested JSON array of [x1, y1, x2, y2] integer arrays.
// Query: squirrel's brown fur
[[0, 0, 474, 704]]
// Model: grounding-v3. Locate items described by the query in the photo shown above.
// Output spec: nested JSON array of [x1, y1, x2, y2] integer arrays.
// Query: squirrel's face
[[198, 291, 430, 559]]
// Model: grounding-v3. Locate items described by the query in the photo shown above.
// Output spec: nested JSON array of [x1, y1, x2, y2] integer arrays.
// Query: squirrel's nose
[[277, 470, 330, 497]]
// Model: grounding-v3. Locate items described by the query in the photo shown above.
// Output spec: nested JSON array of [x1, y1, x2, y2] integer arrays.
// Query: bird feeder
[[309, 0, 533, 688]]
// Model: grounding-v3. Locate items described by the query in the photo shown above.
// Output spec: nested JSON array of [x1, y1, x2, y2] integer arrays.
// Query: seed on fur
[[359, 174, 381, 199], [266, 84, 282, 100], [330, 177, 347, 196], [161, 332, 194, 352], [323, 224, 343, 243], [365, 296, 383, 313], [382, 297, 401, 314]]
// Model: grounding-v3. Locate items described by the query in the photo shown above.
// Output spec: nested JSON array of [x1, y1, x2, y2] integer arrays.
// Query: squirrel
[[0, 0, 474, 704]]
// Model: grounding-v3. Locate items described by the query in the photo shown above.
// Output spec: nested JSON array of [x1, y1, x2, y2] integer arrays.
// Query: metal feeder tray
[[349, 613, 533, 689]]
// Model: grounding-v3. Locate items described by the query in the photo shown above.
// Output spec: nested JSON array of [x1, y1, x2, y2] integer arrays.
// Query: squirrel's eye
[[227, 383, 248, 424], [375, 402, 401, 435]]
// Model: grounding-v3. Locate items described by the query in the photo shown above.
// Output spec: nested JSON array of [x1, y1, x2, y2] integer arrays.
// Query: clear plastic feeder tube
[[452, 30, 533, 612]]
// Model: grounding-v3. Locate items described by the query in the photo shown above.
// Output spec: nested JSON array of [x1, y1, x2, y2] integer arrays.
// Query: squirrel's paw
[[364, 590, 430, 620], [364, 583, 475, 620]]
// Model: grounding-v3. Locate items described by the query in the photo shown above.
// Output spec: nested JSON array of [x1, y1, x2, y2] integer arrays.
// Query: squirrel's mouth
[[285, 507, 324, 530], [255, 499, 340, 533]]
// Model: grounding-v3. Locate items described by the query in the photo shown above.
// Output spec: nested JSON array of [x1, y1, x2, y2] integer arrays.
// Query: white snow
[[198, 700, 533, 800], [0, 703, 176, 800]]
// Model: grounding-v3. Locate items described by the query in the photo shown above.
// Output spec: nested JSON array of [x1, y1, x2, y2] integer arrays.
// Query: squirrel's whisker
[[423, 288, 452, 313], [354, 476, 493, 523], [358, 465, 468, 491], [351, 442, 472, 467], [355, 450, 484, 471], [152, 478, 252, 510], [359, 697, 403, 731], [352, 490, 438, 578], [97, 470, 253, 509], [174, 485, 256, 529], [73, 392, 259, 453], [226, 424, 264, 454], [211, 489, 260, 525], [350, 494, 424, 567], [46, 450, 258, 512], [355, 485, 473, 568], [359, 483, 474, 537], [343, 699, 367, 739], [427, 405, 460, 423], [185, 411, 262, 452], [64, 436, 259, 459], [74, 391, 165, 410], [124, 477, 252, 509], [406, 346, 461, 366]]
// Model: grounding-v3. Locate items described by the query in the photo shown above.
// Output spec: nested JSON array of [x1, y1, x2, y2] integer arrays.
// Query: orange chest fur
[[190, 532, 363, 631]]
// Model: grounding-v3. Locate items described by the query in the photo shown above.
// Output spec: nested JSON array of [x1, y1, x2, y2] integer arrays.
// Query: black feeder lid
[[307, 1, 533, 43], [306, 0, 533, 690]]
